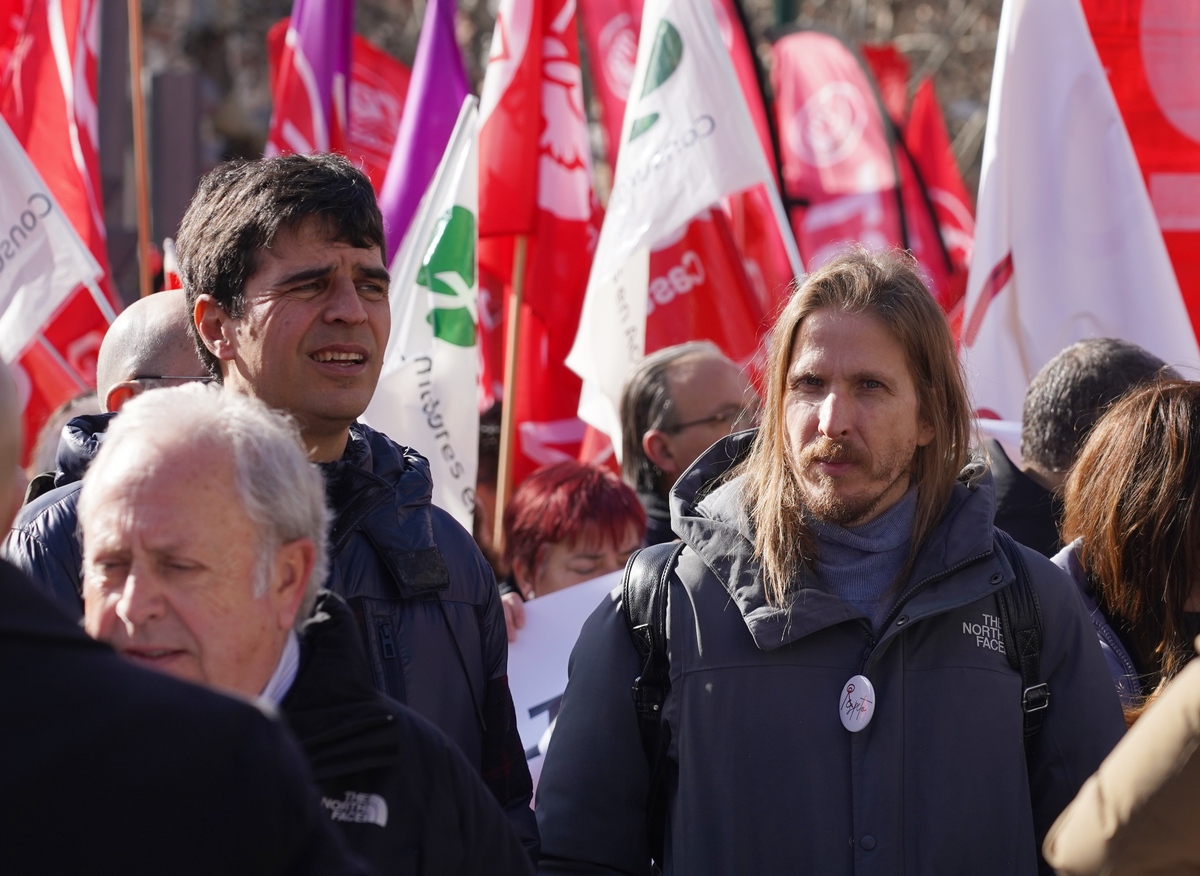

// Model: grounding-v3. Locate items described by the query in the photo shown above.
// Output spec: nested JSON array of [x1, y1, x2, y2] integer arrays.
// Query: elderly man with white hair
[[78, 384, 532, 876]]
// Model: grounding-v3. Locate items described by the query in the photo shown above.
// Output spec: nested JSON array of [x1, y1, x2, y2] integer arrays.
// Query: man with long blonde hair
[[536, 249, 1124, 875]]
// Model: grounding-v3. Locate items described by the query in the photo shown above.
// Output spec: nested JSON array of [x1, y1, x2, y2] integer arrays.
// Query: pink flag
[[264, 0, 353, 157]]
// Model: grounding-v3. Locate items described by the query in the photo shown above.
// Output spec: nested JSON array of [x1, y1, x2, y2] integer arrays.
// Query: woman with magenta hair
[[499, 460, 646, 640]]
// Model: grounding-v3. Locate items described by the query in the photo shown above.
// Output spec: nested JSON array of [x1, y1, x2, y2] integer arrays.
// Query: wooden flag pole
[[493, 234, 529, 556], [127, 0, 153, 298]]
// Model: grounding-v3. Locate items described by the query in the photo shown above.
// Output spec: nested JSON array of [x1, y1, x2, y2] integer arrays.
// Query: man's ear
[[270, 538, 316, 631], [104, 381, 141, 413], [194, 295, 237, 362], [643, 430, 680, 478]]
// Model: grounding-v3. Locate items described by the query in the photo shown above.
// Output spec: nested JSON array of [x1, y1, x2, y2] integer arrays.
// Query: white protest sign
[[507, 572, 621, 792]]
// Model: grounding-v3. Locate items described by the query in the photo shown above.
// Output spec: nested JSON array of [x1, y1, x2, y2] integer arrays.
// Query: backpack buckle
[[1022, 683, 1049, 713]]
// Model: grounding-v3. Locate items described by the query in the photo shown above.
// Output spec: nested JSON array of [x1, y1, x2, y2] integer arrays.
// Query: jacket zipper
[[858, 549, 994, 675]]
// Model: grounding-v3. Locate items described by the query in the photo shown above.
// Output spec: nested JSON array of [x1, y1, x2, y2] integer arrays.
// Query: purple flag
[[378, 0, 469, 262], [265, 0, 354, 156]]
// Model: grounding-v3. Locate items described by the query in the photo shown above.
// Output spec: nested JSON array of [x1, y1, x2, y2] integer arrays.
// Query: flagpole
[[127, 0, 153, 298], [493, 234, 528, 554]]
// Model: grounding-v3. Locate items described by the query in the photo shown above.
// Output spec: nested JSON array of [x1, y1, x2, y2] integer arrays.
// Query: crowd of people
[[4, 151, 1200, 875]]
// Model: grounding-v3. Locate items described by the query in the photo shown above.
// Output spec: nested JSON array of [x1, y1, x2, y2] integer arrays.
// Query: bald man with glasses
[[620, 342, 758, 545], [3, 290, 208, 613]]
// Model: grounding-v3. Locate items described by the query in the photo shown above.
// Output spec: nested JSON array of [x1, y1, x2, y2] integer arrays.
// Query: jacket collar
[[320, 422, 451, 596], [281, 591, 401, 777], [54, 412, 115, 488], [671, 431, 1005, 650]]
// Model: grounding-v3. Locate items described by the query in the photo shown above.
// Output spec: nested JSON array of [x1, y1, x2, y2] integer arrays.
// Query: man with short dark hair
[[989, 337, 1173, 557], [78, 385, 532, 876], [537, 249, 1124, 875], [619, 341, 756, 544], [2, 289, 208, 612], [177, 153, 535, 853]]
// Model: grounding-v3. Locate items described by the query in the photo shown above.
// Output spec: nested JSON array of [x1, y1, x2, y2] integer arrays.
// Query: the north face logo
[[963, 612, 1006, 654], [323, 791, 389, 827]]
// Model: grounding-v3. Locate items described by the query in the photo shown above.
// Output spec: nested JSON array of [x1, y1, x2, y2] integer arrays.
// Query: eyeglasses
[[664, 403, 759, 435]]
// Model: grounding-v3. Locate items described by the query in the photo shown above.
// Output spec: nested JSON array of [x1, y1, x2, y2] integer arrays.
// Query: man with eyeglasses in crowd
[[3, 288, 210, 613], [619, 341, 758, 545]]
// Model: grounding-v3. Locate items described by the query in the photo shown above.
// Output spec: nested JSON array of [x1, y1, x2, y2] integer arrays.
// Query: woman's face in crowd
[[524, 524, 643, 599]]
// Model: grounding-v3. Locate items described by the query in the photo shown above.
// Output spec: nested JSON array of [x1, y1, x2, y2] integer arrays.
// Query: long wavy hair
[[1062, 379, 1200, 697], [738, 248, 972, 609]]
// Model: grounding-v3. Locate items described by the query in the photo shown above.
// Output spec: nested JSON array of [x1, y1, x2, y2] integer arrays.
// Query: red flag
[[479, 0, 601, 486], [2, 0, 111, 291], [478, 0, 543, 238], [645, 208, 765, 364], [1, 0, 114, 460], [264, 0, 352, 158], [860, 43, 910, 127], [1080, 0, 1200, 328], [577, 0, 639, 162], [267, 18, 411, 192], [771, 29, 905, 269], [905, 77, 974, 324]]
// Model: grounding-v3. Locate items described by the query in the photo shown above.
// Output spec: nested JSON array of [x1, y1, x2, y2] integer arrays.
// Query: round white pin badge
[[839, 674, 876, 732]]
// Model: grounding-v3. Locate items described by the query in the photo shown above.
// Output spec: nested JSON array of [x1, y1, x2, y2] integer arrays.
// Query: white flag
[[565, 0, 785, 444], [0, 115, 104, 362], [959, 0, 1200, 420], [363, 98, 480, 531]]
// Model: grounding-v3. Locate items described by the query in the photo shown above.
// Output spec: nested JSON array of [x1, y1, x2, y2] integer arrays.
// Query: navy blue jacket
[[538, 432, 1125, 876]]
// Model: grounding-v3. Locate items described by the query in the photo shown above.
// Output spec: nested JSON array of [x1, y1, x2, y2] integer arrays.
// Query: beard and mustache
[[794, 436, 915, 527]]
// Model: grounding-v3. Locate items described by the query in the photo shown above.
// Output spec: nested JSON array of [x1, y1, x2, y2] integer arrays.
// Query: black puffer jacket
[[318, 422, 536, 855], [1, 412, 111, 613], [285, 591, 533, 876]]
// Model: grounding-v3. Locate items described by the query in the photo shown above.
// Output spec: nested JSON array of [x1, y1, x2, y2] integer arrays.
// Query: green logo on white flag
[[629, 20, 683, 141], [417, 205, 476, 348]]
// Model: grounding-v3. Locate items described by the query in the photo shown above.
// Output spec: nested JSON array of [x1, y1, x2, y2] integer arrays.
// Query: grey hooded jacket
[[536, 432, 1124, 876]]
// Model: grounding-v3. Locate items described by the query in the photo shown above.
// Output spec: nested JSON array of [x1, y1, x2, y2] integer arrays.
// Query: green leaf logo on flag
[[628, 20, 683, 142], [418, 205, 476, 347]]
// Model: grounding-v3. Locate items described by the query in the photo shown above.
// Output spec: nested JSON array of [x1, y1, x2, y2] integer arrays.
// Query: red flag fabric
[[267, 18, 411, 192], [1080, 0, 1200, 327], [860, 42, 910, 127], [905, 76, 974, 325], [577, 0, 639, 162], [1, 0, 114, 461], [644, 208, 765, 364], [771, 30, 905, 270], [479, 0, 600, 486], [478, 0, 543, 238], [264, 0, 352, 158]]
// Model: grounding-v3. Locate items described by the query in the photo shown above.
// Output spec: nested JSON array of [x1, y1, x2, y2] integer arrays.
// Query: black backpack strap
[[621, 540, 685, 867], [994, 529, 1049, 748]]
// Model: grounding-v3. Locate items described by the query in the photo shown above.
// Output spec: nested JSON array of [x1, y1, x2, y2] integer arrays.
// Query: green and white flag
[[565, 0, 795, 446], [363, 97, 480, 531]]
